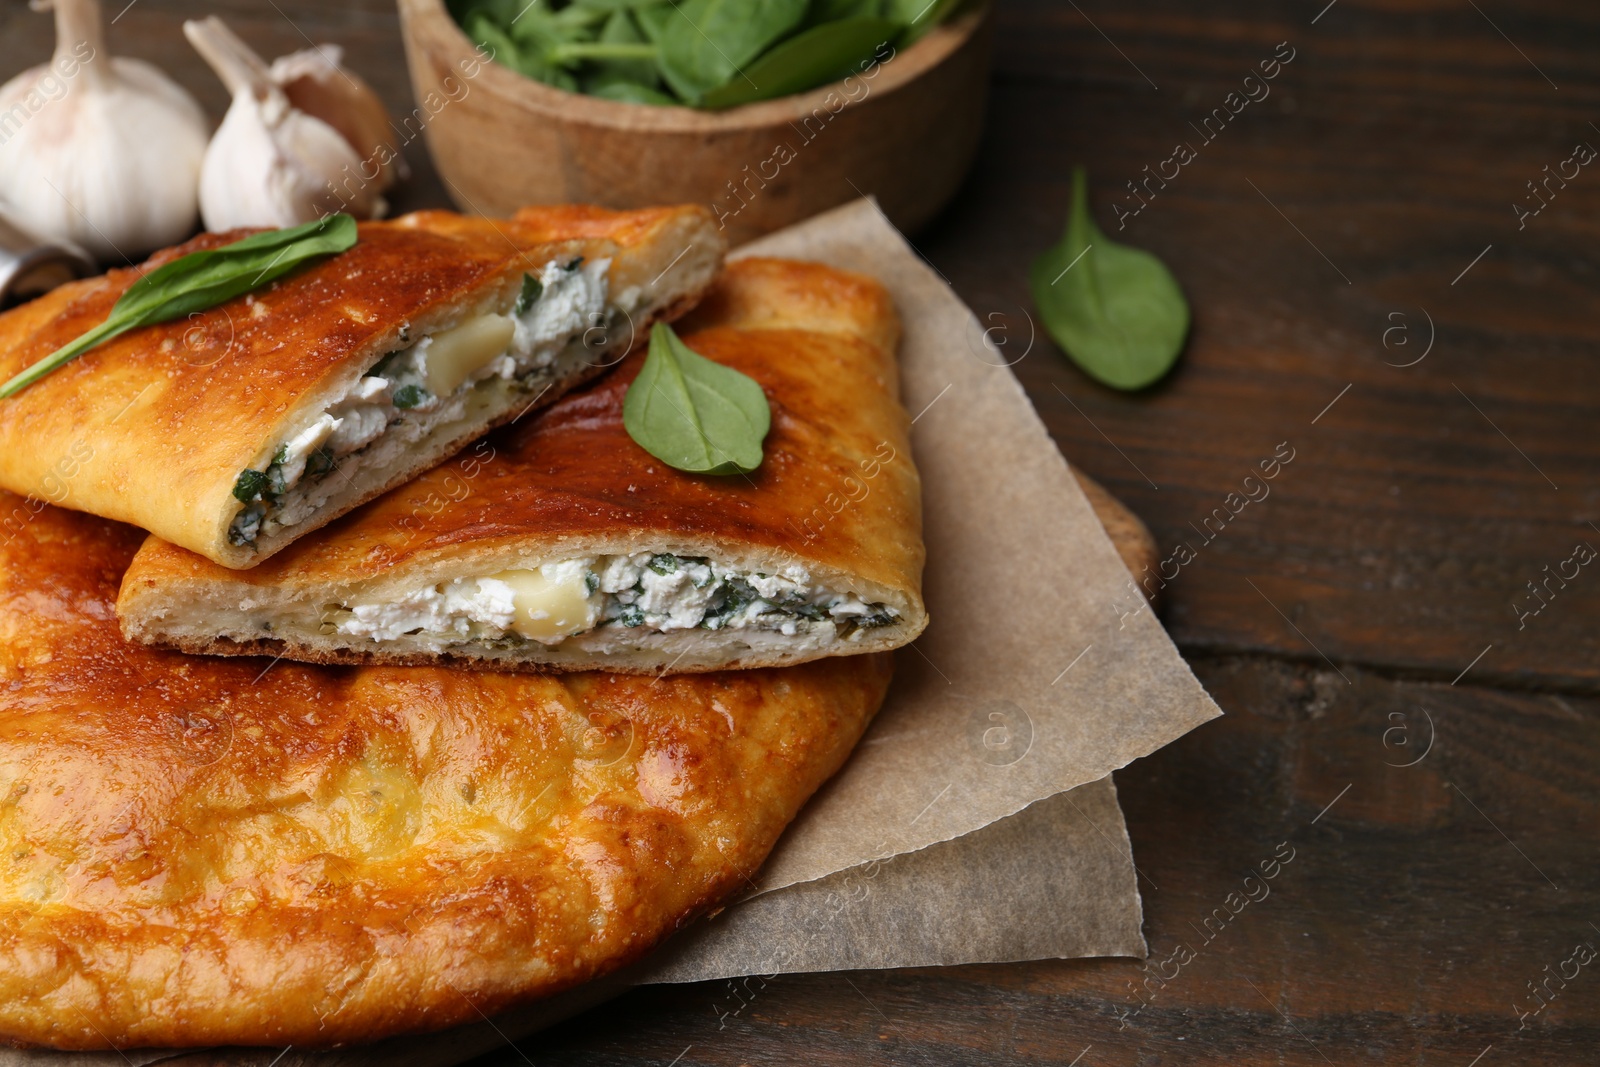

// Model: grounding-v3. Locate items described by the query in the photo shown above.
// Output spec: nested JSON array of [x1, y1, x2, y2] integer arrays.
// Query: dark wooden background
[[3, 0, 1596, 1062]]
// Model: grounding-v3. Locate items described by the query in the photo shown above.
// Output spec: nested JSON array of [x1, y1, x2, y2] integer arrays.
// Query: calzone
[[0, 205, 723, 568], [117, 258, 928, 673]]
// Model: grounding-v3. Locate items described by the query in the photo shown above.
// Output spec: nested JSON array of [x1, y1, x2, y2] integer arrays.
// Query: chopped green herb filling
[[233, 469, 269, 503], [392, 384, 429, 409], [515, 273, 544, 316], [306, 447, 336, 477]]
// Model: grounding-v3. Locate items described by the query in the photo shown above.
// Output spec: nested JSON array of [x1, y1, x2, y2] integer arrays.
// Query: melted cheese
[[423, 313, 517, 396], [491, 563, 598, 640]]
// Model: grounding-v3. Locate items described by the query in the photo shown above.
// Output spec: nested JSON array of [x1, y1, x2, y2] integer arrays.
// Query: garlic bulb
[[270, 44, 409, 194], [0, 0, 208, 262], [185, 17, 385, 232]]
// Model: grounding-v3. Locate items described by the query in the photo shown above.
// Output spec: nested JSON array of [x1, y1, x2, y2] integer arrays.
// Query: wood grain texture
[[0, 0, 1594, 1062]]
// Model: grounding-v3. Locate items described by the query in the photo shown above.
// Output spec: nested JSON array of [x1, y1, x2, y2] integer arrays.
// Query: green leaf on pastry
[[623, 322, 771, 475]]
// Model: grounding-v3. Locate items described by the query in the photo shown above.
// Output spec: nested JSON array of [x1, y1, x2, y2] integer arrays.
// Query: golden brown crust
[[0, 205, 720, 569], [117, 258, 927, 673], [0, 492, 890, 1050]]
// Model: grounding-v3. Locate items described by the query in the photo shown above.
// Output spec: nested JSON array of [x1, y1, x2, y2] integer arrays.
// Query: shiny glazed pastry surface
[[0, 494, 890, 1049]]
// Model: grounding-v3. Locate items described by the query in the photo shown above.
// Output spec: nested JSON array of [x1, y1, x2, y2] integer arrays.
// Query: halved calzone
[[117, 258, 928, 673], [0, 205, 723, 568]]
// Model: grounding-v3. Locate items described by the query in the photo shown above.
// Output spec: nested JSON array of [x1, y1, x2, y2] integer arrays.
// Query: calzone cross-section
[[118, 258, 929, 674], [0, 205, 723, 568]]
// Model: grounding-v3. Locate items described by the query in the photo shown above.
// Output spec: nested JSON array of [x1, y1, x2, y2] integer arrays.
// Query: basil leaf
[[699, 16, 899, 108], [1, 214, 358, 399], [656, 0, 810, 104], [1029, 167, 1189, 391], [623, 322, 770, 475]]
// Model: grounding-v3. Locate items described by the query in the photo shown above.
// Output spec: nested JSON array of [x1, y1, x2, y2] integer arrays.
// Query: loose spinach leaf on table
[[1028, 167, 1189, 391], [655, 0, 811, 103], [699, 15, 900, 108], [622, 322, 771, 475], [0, 215, 359, 398]]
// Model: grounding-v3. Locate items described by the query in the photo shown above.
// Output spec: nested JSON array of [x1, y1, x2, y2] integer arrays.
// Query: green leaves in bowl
[[623, 322, 771, 475], [699, 15, 903, 108], [451, 0, 967, 109], [655, 0, 810, 102], [0, 214, 359, 399], [1029, 167, 1189, 391]]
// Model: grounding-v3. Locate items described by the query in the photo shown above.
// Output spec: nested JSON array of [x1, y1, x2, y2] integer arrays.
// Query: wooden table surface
[[4, 1, 1596, 1063]]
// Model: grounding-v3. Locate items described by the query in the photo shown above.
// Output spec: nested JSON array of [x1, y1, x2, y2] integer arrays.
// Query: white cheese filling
[[330, 553, 898, 649], [230, 257, 613, 547]]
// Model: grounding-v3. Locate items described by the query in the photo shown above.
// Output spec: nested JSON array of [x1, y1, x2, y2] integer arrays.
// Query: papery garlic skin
[[199, 85, 374, 231], [186, 17, 386, 232], [270, 45, 409, 194], [0, 0, 208, 262]]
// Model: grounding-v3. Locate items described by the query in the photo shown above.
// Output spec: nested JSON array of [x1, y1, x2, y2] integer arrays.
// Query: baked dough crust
[[117, 258, 927, 673], [0, 493, 890, 1050], [0, 205, 722, 569]]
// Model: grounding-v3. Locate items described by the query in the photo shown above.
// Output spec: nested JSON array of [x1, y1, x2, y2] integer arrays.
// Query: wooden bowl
[[396, 0, 993, 245]]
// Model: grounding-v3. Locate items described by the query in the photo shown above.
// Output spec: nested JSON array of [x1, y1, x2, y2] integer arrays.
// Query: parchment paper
[[0, 199, 1218, 1065], [706, 200, 1220, 899], [636, 776, 1143, 984]]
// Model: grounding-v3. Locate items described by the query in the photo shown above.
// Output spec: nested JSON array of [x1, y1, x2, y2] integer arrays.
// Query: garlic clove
[[185, 17, 385, 231], [270, 44, 410, 194], [0, 0, 208, 263]]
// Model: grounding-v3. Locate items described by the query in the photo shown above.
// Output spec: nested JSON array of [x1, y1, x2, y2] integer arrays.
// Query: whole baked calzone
[[0, 205, 723, 569], [0, 493, 890, 1049], [117, 258, 927, 674]]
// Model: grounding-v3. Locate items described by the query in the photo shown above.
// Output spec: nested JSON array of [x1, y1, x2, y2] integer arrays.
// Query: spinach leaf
[[1029, 167, 1189, 391], [464, 13, 525, 69], [232, 469, 270, 504], [622, 322, 770, 475], [515, 273, 544, 315], [884, 0, 962, 42], [449, 0, 524, 25], [809, 0, 884, 22], [574, 8, 662, 89], [572, 0, 669, 10], [699, 16, 899, 108], [589, 80, 680, 104], [392, 384, 429, 409], [656, 0, 810, 104], [504, 8, 586, 85], [633, 2, 675, 43], [1, 214, 358, 398]]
